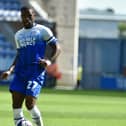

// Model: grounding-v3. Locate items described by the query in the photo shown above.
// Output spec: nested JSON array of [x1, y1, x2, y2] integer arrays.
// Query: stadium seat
[[0, 34, 6, 41], [0, 0, 21, 21], [0, 33, 16, 72]]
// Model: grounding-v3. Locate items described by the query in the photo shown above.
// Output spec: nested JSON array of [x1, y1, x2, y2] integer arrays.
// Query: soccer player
[[0, 6, 61, 126]]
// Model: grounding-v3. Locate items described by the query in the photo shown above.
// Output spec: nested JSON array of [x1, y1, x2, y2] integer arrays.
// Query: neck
[[24, 22, 36, 29]]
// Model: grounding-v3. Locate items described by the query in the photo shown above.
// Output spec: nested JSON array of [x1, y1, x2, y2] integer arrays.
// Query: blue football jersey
[[14, 23, 57, 80]]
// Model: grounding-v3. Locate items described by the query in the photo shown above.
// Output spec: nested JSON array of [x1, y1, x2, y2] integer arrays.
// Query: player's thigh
[[25, 81, 41, 110], [11, 91, 25, 108]]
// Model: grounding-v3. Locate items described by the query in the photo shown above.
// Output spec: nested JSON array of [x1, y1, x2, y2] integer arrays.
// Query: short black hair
[[20, 6, 33, 12]]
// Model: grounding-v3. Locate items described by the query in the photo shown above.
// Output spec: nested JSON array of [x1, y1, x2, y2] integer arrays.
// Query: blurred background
[[0, 0, 126, 91]]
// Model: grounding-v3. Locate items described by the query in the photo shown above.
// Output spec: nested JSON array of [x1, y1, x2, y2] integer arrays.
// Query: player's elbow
[[57, 43, 61, 55]]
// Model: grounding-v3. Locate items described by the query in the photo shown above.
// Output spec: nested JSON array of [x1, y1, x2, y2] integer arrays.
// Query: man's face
[[21, 9, 35, 29]]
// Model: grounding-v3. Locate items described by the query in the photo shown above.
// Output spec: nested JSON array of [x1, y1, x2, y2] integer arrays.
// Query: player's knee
[[25, 100, 34, 110], [25, 96, 36, 110]]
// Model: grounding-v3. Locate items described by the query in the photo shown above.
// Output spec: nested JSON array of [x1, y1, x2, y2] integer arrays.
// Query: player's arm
[[0, 52, 18, 79], [46, 39, 61, 62], [39, 27, 61, 67], [40, 41, 61, 68]]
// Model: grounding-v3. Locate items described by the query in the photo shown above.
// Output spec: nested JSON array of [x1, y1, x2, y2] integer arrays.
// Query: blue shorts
[[9, 71, 45, 98]]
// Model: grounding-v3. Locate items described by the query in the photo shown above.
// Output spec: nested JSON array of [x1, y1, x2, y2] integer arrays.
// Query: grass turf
[[1, 86, 126, 126]]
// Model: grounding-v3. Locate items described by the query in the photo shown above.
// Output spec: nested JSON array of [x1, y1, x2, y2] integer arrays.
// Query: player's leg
[[25, 71, 45, 126], [11, 91, 25, 125], [9, 76, 26, 125], [25, 95, 43, 126]]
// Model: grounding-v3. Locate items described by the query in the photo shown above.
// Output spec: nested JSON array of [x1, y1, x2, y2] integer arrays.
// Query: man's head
[[20, 6, 35, 29]]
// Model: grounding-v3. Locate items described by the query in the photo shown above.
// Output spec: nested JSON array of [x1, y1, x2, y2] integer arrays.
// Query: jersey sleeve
[[42, 26, 58, 44], [14, 33, 20, 49]]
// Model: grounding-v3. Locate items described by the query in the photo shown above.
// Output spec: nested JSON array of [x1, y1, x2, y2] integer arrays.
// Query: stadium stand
[[0, 0, 21, 21], [0, 33, 16, 84]]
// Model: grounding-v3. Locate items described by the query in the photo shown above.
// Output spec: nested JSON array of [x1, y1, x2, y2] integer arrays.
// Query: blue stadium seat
[[0, 34, 6, 41], [2, 0, 21, 11], [0, 0, 21, 21]]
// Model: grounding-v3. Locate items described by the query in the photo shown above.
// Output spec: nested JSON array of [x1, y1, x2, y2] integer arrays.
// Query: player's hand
[[0, 70, 11, 80], [39, 59, 51, 68]]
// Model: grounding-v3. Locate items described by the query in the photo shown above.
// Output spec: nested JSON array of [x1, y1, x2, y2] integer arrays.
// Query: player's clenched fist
[[39, 59, 51, 68]]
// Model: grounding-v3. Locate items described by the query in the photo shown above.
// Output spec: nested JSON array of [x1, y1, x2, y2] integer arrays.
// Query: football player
[[0, 6, 61, 126]]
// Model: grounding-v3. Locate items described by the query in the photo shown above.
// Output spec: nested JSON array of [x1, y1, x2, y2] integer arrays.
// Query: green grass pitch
[[1, 86, 126, 126]]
